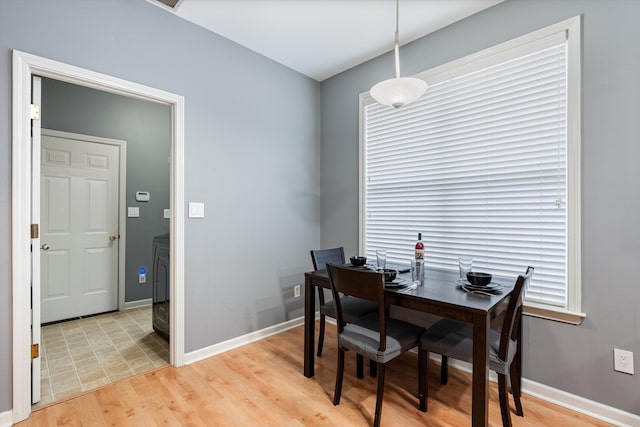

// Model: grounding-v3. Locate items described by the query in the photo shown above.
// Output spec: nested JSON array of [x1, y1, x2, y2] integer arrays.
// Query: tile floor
[[36, 306, 169, 407]]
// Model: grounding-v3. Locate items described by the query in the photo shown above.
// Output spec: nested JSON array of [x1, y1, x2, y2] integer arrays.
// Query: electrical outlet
[[294, 284, 301, 298], [614, 349, 634, 375], [138, 267, 147, 284]]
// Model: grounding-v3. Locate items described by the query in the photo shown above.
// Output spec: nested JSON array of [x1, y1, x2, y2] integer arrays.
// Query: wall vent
[[154, 0, 182, 10]]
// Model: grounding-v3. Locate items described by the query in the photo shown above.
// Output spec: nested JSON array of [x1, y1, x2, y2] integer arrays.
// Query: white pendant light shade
[[370, 0, 427, 108], [370, 77, 427, 108]]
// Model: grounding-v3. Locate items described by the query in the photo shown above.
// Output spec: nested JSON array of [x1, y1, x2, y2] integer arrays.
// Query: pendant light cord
[[370, 0, 427, 108], [394, 0, 400, 79]]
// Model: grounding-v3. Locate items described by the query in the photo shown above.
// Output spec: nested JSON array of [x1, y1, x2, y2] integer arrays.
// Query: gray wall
[[0, 0, 320, 413], [3, 0, 637, 419], [320, 0, 640, 415], [41, 77, 171, 303]]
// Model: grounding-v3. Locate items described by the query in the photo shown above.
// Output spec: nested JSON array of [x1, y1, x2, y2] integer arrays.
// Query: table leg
[[304, 275, 315, 378], [471, 313, 489, 427]]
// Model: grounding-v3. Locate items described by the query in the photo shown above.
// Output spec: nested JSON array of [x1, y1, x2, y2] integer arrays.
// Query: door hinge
[[30, 104, 40, 121], [31, 343, 39, 360], [30, 224, 39, 239]]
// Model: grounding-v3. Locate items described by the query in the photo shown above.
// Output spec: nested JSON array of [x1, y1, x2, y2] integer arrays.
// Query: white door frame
[[11, 50, 185, 423], [30, 77, 42, 405]]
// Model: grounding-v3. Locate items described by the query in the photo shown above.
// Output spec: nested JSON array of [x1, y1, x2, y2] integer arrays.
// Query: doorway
[[35, 128, 170, 407], [12, 50, 185, 423], [35, 78, 170, 405]]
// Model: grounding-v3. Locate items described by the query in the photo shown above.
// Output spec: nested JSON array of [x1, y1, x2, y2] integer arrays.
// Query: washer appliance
[[152, 233, 170, 341]]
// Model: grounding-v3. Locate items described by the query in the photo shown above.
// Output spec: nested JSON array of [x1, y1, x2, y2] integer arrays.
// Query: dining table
[[303, 265, 520, 427]]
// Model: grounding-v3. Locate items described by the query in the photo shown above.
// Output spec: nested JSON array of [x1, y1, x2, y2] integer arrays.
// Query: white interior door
[[40, 132, 120, 323]]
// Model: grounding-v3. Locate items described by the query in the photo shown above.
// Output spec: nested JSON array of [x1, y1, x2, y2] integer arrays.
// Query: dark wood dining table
[[303, 266, 519, 427]]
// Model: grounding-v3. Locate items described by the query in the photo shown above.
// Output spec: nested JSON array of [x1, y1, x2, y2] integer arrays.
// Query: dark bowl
[[466, 272, 492, 286], [350, 256, 367, 267], [383, 268, 397, 282]]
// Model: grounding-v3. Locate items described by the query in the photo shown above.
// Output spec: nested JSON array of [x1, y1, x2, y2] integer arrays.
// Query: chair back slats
[[310, 247, 346, 307], [310, 247, 345, 271], [497, 268, 533, 361], [326, 264, 387, 351]]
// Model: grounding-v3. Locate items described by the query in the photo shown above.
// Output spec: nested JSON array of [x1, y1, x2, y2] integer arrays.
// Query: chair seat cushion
[[340, 313, 424, 363], [420, 319, 516, 374], [320, 296, 378, 324]]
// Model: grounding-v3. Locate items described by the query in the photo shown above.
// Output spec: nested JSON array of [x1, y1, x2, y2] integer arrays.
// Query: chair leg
[[370, 360, 377, 377], [510, 363, 524, 416], [356, 354, 364, 378], [498, 373, 512, 427], [333, 349, 345, 405], [512, 322, 524, 416], [373, 363, 386, 427], [418, 348, 429, 412], [316, 314, 326, 357], [440, 355, 448, 385]]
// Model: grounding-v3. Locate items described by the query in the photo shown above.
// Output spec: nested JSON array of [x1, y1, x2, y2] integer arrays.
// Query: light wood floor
[[19, 322, 612, 427]]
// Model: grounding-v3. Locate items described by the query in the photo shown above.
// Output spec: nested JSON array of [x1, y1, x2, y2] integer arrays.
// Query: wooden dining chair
[[310, 248, 378, 366], [327, 264, 424, 427], [418, 269, 533, 427], [437, 266, 535, 386]]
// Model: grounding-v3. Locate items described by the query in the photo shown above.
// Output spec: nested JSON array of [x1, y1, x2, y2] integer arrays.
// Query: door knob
[[41, 244, 50, 251], [109, 235, 118, 241]]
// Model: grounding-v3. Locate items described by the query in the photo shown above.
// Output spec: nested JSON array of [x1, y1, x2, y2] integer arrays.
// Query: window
[[360, 17, 583, 321]]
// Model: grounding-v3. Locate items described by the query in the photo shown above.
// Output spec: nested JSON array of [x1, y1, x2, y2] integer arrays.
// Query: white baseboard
[[123, 298, 152, 310], [184, 316, 305, 365], [443, 358, 639, 427], [0, 409, 13, 427], [187, 316, 638, 426], [118, 314, 640, 426], [522, 378, 639, 427]]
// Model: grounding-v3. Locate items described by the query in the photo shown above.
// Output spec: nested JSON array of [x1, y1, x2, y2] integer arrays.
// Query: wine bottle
[[415, 233, 424, 260]]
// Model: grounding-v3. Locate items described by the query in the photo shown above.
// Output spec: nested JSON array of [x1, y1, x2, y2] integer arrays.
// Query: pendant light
[[370, 0, 427, 108]]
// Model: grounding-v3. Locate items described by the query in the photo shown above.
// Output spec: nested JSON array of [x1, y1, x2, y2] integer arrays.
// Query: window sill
[[523, 302, 585, 325]]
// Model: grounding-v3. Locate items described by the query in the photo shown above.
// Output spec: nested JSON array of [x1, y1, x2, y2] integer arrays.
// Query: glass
[[458, 257, 473, 279], [376, 249, 387, 270], [411, 259, 424, 286]]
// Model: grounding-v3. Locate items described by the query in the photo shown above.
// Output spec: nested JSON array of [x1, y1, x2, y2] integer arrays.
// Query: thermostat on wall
[[135, 191, 150, 202]]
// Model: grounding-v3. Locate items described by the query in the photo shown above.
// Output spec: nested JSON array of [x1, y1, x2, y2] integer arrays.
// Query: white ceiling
[[165, 0, 503, 82]]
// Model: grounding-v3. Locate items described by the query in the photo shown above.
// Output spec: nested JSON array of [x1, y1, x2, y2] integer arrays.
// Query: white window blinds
[[363, 41, 568, 308]]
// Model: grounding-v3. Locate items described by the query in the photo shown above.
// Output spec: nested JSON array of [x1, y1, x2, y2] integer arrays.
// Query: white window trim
[[359, 16, 583, 324]]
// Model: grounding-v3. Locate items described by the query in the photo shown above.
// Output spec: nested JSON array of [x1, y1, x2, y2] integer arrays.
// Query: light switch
[[163, 209, 171, 219], [188, 202, 205, 218], [128, 207, 140, 218]]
